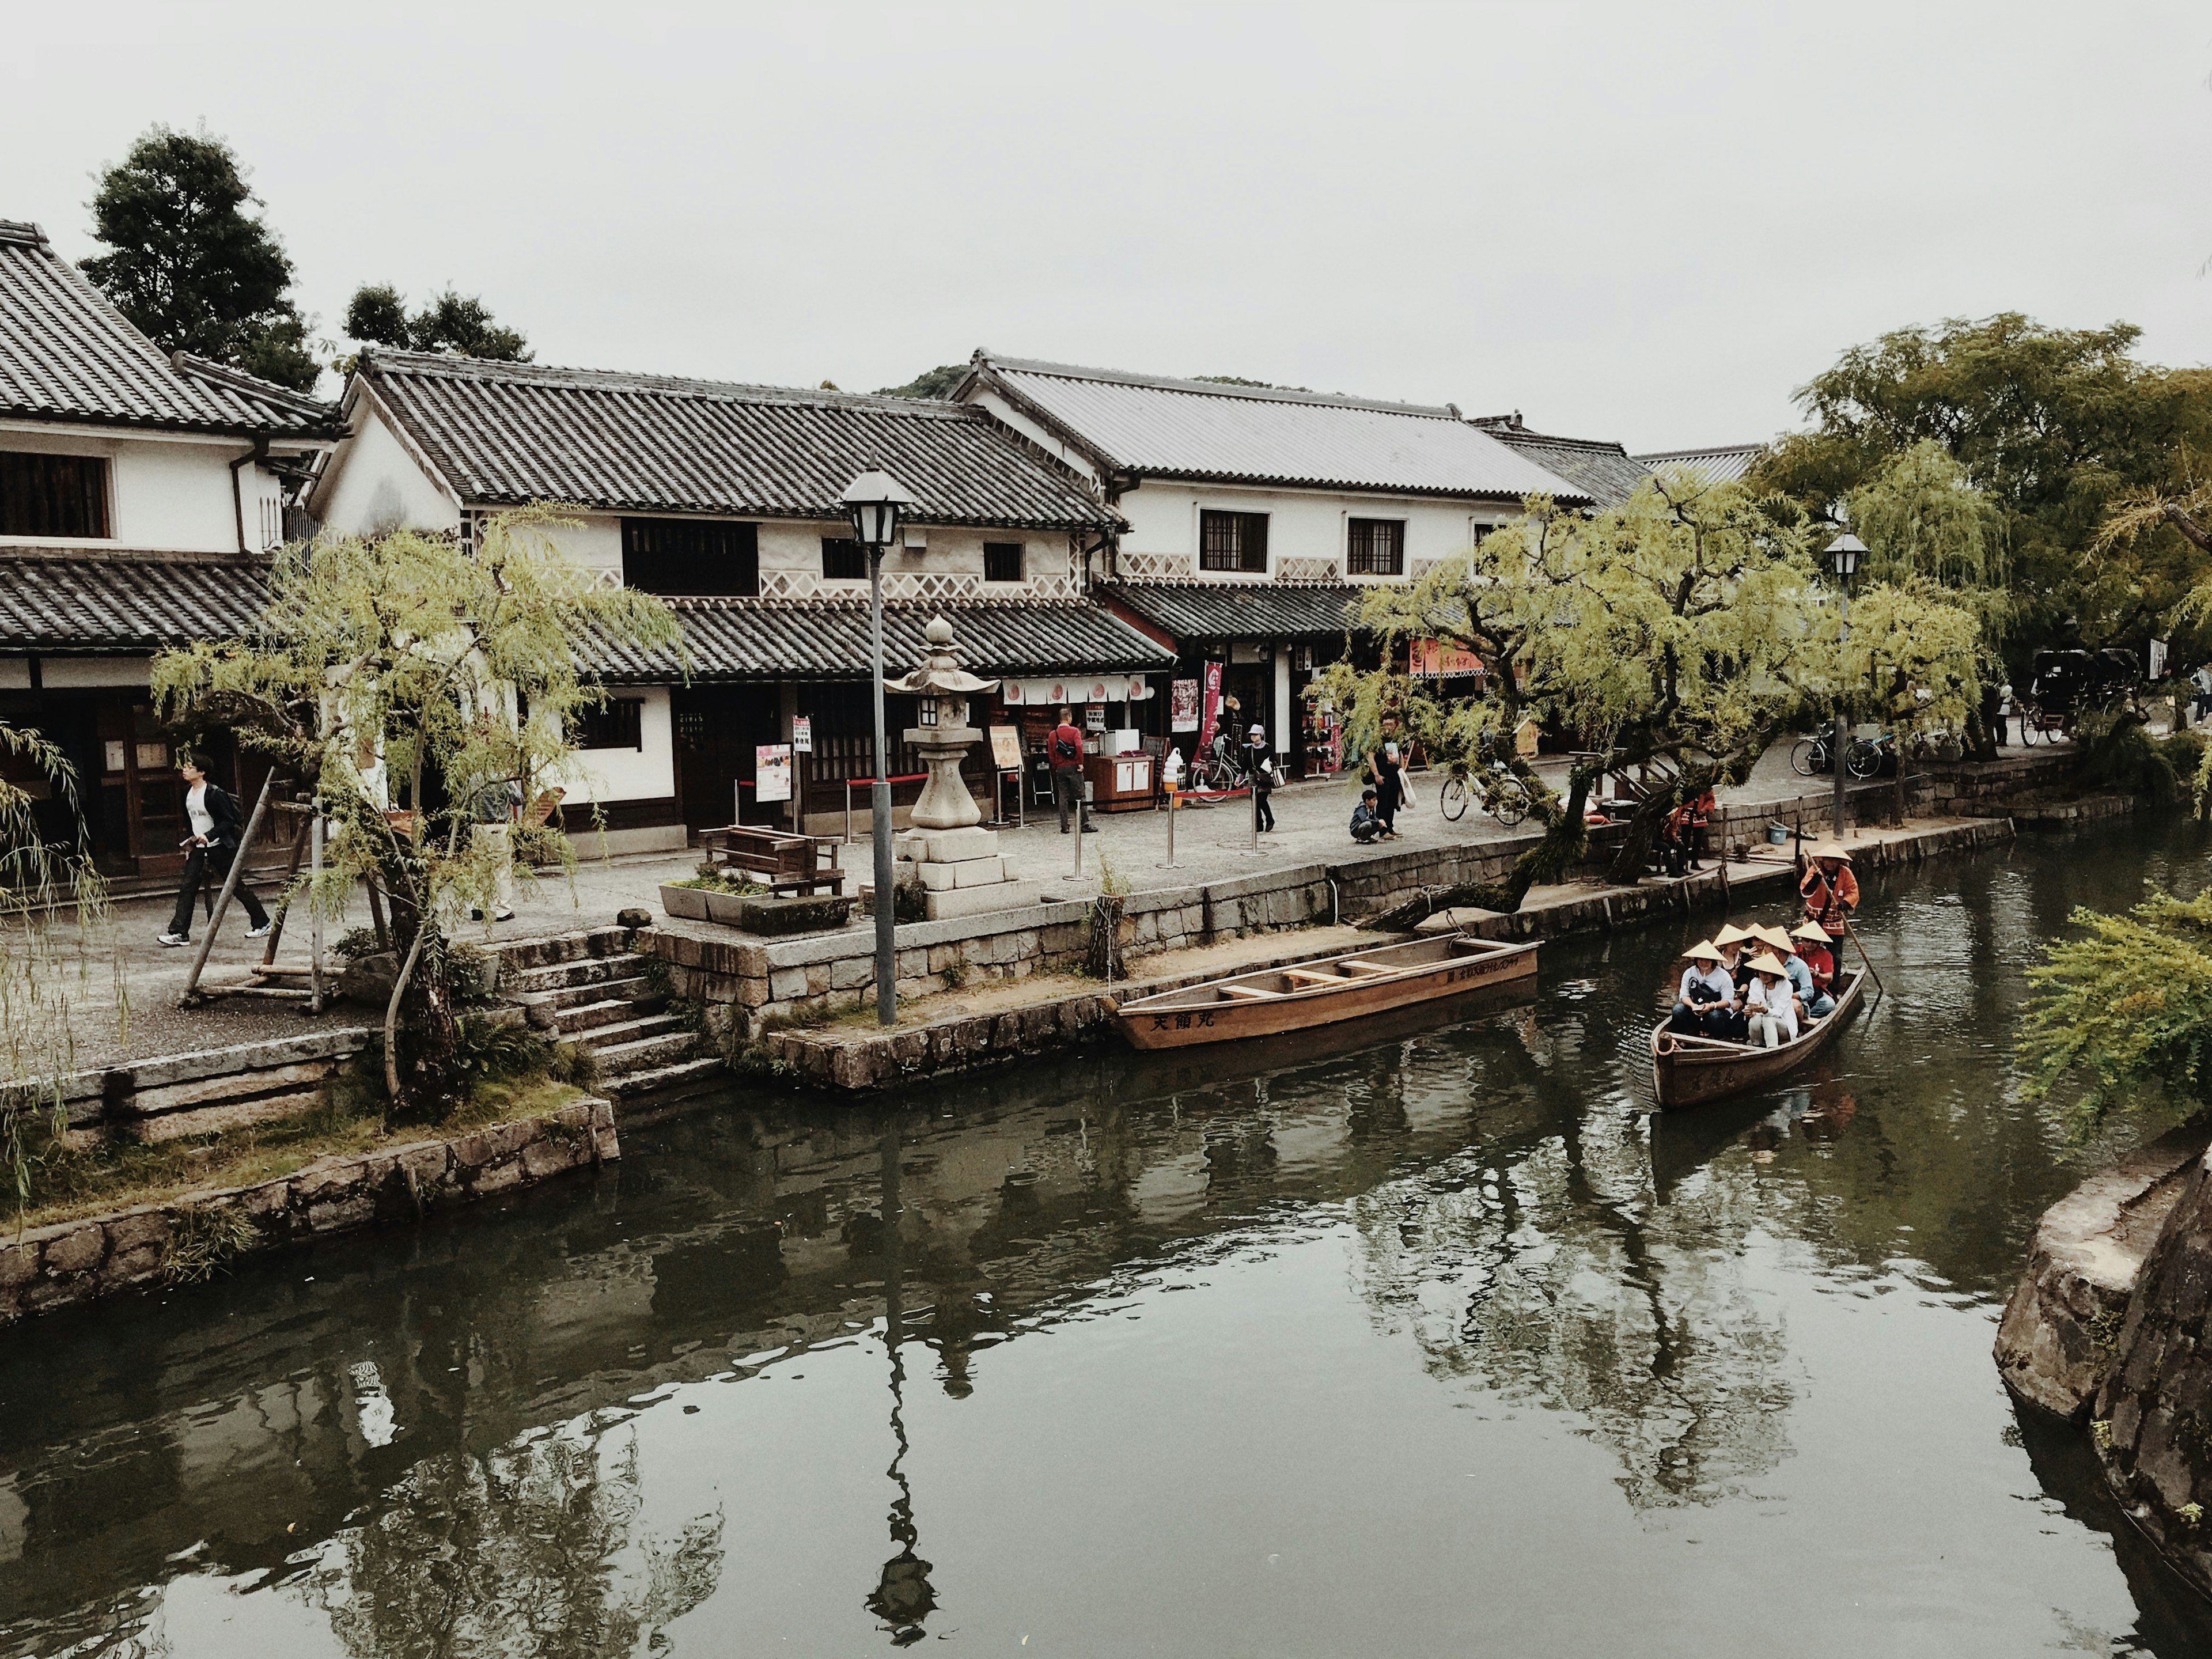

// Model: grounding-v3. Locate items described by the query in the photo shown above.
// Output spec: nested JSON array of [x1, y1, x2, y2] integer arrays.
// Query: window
[[1199, 509, 1268, 574], [571, 698, 645, 751], [821, 536, 868, 580], [983, 541, 1024, 582], [1347, 517, 1405, 576], [620, 518, 758, 596], [0, 452, 109, 538]]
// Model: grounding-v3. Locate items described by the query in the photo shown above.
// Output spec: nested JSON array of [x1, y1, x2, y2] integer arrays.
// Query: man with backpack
[[1050, 707, 1090, 834]]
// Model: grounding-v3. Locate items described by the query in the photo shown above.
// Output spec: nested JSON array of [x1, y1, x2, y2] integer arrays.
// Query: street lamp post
[[842, 468, 920, 1027], [1825, 533, 1865, 840]]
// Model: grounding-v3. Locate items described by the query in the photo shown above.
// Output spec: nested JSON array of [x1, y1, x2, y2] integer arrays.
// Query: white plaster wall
[[1116, 480, 1505, 582], [41, 656, 151, 687], [554, 685, 674, 804], [965, 389, 1105, 487], [0, 423, 267, 554], [310, 401, 461, 537], [548, 514, 623, 574]]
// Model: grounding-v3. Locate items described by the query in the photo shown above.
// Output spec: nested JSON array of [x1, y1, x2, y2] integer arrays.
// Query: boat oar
[[1842, 916, 1886, 1001]]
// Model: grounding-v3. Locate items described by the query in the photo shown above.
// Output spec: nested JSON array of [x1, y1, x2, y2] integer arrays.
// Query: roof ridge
[[0, 221, 49, 248], [363, 349, 977, 419], [173, 351, 339, 419], [1635, 443, 1765, 460], [979, 351, 1463, 421]]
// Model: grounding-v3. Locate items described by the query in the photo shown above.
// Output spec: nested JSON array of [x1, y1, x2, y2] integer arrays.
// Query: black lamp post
[[842, 468, 920, 1027], [1825, 533, 1865, 839]]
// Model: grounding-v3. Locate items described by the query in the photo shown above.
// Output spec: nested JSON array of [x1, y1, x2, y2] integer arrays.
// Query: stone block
[[105, 1244, 164, 1285], [472, 1158, 522, 1195], [307, 1194, 377, 1233], [105, 1210, 168, 1254], [770, 967, 810, 1001], [0, 1243, 37, 1288], [919, 856, 1010, 891], [831, 956, 873, 991], [521, 1137, 575, 1180], [450, 1131, 494, 1171], [44, 1224, 104, 1276], [919, 827, 998, 863]]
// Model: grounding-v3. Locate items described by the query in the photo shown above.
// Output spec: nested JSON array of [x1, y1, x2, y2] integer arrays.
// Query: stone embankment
[[0, 1098, 619, 1327]]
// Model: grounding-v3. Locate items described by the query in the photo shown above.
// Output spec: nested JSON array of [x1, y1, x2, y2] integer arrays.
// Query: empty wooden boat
[[1648, 966, 1866, 1110], [1108, 933, 1539, 1050]]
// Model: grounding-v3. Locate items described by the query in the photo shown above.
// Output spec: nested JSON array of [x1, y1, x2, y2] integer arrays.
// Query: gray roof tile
[[1471, 417, 1650, 510], [1097, 580, 1362, 644], [358, 350, 1120, 531], [0, 221, 342, 437], [0, 552, 270, 651], [1634, 444, 1765, 486], [976, 354, 1590, 503]]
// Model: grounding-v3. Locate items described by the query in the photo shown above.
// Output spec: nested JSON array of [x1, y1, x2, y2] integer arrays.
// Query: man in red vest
[[1050, 707, 1090, 833]]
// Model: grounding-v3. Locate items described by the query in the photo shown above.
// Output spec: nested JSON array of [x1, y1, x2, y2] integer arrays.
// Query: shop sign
[[1197, 661, 1225, 753], [1171, 678, 1200, 732], [755, 744, 793, 804], [988, 725, 1023, 771], [1411, 638, 1484, 680], [791, 715, 813, 753]]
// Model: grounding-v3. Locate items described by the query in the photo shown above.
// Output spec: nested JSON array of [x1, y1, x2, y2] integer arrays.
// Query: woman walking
[[157, 757, 271, 946]]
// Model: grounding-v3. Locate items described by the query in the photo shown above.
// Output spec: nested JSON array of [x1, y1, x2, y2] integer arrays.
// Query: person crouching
[[1350, 788, 1381, 843]]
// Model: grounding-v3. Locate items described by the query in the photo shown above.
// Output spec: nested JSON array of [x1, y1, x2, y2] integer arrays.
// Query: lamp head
[[1825, 532, 1866, 581], [840, 468, 921, 551]]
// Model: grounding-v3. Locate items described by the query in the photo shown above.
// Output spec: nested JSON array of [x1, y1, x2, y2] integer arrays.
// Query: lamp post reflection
[[865, 1119, 937, 1646]]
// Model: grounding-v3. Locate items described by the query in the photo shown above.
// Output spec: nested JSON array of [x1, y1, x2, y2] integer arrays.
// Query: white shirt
[[185, 782, 214, 842], [1747, 976, 1798, 1041], [1677, 963, 1733, 1006]]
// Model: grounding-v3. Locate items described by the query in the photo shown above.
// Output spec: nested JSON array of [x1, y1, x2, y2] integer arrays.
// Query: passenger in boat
[[1785, 922, 1836, 1017], [1713, 923, 1755, 992], [1800, 846, 1859, 941], [1744, 953, 1801, 1048], [1668, 940, 1733, 1035], [1350, 789, 1381, 843]]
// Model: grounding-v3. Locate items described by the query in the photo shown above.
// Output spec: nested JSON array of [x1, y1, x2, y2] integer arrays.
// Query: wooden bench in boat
[[1338, 960, 1395, 976], [1224, 984, 1283, 999], [1283, 968, 1344, 986]]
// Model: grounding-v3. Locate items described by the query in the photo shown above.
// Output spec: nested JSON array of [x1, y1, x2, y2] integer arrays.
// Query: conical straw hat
[[1683, 939, 1725, 963], [1748, 951, 1789, 976], [1713, 923, 1753, 947]]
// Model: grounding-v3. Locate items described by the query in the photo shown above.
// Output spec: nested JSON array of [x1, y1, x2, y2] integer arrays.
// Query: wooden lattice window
[[0, 452, 109, 538], [984, 541, 1024, 582], [821, 537, 868, 580], [571, 698, 645, 751], [1347, 518, 1404, 576], [620, 518, 757, 595], [1199, 509, 1268, 574]]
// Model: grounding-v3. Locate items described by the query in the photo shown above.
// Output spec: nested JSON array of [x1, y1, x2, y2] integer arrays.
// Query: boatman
[[1800, 844, 1858, 942]]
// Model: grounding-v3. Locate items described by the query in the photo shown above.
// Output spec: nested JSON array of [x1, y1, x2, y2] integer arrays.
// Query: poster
[[791, 715, 813, 753], [755, 743, 793, 804], [1196, 661, 1225, 755], [988, 725, 1023, 771], [1171, 677, 1200, 733]]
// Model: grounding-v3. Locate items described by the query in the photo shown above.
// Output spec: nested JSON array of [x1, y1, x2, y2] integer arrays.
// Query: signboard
[[1171, 677, 1200, 733], [755, 744, 793, 804], [988, 725, 1023, 771], [1197, 661, 1225, 755], [791, 715, 813, 753], [2151, 639, 2168, 680], [1410, 638, 1484, 680], [1085, 704, 1107, 732]]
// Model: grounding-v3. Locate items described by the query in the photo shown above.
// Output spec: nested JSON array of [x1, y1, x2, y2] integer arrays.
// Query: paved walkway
[[50, 736, 2071, 1069]]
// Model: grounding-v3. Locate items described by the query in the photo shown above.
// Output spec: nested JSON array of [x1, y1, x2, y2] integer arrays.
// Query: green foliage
[[669, 869, 770, 895], [79, 124, 320, 391], [2020, 888, 2212, 1139], [452, 1014, 552, 1086], [1754, 313, 2212, 653], [874, 365, 967, 399], [345, 282, 531, 361], [331, 925, 385, 960], [2071, 709, 2182, 804], [162, 1205, 262, 1285], [548, 1039, 601, 1090], [1192, 374, 1314, 391]]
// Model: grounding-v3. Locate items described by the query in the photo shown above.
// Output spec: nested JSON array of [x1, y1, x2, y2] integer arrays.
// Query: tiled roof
[[1634, 444, 1765, 486], [1097, 580, 1363, 645], [354, 351, 1120, 531], [598, 597, 1175, 684], [0, 552, 270, 652], [0, 221, 343, 438], [1471, 416, 1649, 510], [972, 353, 1591, 504]]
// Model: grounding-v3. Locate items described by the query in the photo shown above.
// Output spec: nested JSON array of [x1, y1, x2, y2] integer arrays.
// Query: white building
[[0, 219, 343, 881], [954, 354, 1589, 774]]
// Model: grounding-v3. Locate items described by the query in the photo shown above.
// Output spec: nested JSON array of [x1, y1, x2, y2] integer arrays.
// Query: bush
[[2073, 709, 2181, 804], [452, 1014, 552, 1087]]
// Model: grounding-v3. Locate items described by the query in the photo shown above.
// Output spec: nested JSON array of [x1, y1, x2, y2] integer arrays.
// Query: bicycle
[[1440, 759, 1530, 827], [1183, 750, 1249, 804], [1844, 732, 1894, 779], [1789, 734, 1834, 777]]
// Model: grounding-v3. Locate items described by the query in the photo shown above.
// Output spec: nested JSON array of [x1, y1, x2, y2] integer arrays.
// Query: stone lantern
[[885, 615, 998, 831]]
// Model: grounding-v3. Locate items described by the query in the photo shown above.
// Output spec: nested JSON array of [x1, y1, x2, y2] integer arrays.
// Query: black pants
[[1052, 767, 1088, 831], [1253, 786, 1275, 832], [168, 843, 269, 937], [1374, 783, 1399, 834]]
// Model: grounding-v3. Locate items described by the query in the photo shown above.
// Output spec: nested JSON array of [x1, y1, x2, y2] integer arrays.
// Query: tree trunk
[[374, 844, 465, 1124], [1604, 783, 1678, 886], [2093, 1149, 2212, 1599], [1361, 766, 1593, 929]]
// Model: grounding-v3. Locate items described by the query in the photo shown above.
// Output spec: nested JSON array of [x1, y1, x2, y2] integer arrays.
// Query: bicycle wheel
[[1440, 775, 1469, 821], [1489, 779, 1530, 828], [1845, 739, 1882, 780], [1789, 738, 1818, 777]]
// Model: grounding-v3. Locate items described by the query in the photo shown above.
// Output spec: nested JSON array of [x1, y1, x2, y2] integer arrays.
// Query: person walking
[[1245, 724, 1277, 833], [158, 756, 271, 946], [1049, 707, 1089, 834], [469, 772, 520, 923]]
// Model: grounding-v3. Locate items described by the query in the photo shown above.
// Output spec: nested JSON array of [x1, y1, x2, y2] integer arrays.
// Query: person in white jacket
[[1744, 953, 1800, 1048]]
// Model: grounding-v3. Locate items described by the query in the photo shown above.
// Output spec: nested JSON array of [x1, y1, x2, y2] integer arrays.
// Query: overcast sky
[[13, 2, 2210, 450]]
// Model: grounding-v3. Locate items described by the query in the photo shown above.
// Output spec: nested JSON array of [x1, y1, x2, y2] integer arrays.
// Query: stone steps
[[490, 926, 723, 1094], [510, 972, 656, 1016], [491, 926, 632, 972], [503, 953, 645, 996], [605, 1056, 729, 1101], [592, 1027, 707, 1078], [554, 993, 670, 1035]]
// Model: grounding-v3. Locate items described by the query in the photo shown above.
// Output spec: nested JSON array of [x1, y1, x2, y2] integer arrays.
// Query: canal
[[3, 819, 2211, 1656]]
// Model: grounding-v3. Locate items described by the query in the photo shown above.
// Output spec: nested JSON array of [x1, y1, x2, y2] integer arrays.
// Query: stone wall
[[53, 1028, 374, 1143], [0, 1099, 619, 1327]]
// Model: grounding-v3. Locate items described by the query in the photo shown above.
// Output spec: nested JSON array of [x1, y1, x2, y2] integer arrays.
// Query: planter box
[[730, 893, 856, 936], [704, 889, 751, 926], [658, 884, 711, 922]]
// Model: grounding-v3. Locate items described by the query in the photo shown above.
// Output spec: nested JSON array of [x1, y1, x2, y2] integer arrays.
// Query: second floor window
[[821, 537, 868, 580], [983, 541, 1024, 582], [0, 452, 109, 539], [1199, 509, 1268, 574], [621, 518, 758, 596], [1347, 518, 1405, 576], [570, 698, 645, 751]]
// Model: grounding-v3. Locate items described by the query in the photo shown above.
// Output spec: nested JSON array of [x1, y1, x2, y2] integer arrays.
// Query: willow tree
[[153, 509, 681, 1121], [0, 727, 120, 1209], [1329, 471, 1984, 916]]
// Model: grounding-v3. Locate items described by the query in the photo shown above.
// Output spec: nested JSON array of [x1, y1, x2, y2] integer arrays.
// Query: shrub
[[163, 1205, 262, 1284]]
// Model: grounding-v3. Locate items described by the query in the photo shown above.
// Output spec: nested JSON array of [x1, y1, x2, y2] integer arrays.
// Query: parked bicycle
[[1183, 748, 1250, 802], [1790, 729, 1892, 780], [1440, 758, 1531, 827]]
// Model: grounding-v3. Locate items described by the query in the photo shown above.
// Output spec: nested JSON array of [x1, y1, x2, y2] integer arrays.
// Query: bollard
[[1164, 783, 1180, 868]]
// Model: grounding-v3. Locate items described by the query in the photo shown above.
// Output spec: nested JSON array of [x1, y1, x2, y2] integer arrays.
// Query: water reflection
[[0, 821, 2209, 1656]]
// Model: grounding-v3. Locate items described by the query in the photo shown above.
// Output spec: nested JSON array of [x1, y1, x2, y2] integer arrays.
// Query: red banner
[[1410, 638, 1485, 681], [1197, 661, 1225, 755]]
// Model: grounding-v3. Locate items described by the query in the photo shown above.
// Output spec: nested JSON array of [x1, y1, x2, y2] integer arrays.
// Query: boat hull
[[1112, 934, 1539, 1050], [1648, 968, 1865, 1110]]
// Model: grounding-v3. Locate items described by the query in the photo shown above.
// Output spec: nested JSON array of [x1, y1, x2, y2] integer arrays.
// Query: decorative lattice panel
[[757, 570, 822, 599], [1408, 559, 1446, 580], [1116, 552, 1193, 581], [1277, 558, 1342, 585], [1030, 573, 1078, 600], [881, 571, 984, 603]]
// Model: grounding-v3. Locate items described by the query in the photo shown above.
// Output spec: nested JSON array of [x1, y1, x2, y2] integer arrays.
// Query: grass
[[16, 1070, 587, 1232]]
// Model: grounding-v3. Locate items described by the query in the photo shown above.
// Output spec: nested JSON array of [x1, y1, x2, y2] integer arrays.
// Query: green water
[[2, 818, 2209, 1657]]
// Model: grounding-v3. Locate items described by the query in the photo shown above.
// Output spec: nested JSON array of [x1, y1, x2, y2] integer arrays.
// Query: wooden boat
[[1647, 967, 1866, 1110], [1108, 933, 1539, 1050]]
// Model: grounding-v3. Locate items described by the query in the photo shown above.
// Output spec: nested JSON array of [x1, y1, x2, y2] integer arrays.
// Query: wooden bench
[[700, 824, 845, 896], [1222, 984, 1283, 1000], [1339, 960, 1395, 976], [1283, 968, 1343, 986]]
